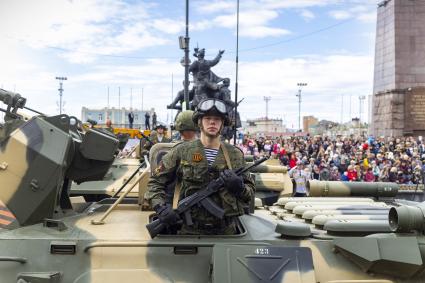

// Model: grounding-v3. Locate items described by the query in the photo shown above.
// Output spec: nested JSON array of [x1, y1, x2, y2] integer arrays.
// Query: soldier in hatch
[[140, 124, 172, 157], [145, 98, 254, 235], [174, 110, 198, 142]]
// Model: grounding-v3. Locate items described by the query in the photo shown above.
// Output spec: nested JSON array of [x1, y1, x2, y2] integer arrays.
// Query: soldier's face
[[201, 115, 223, 137]]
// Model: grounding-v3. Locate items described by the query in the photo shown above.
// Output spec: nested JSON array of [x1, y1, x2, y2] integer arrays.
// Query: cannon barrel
[[248, 164, 287, 173], [389, 203, 425, 232], [307, 180, 399, 198]]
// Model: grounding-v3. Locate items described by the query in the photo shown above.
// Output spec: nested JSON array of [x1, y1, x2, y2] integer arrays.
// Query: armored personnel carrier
[[1, 89, 425, 282]]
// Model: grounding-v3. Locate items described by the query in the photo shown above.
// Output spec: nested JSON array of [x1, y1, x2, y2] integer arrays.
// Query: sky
[[0, 0, 378, 129]]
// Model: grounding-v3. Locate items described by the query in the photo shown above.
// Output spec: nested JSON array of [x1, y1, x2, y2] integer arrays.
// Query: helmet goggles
[[197, 99, 227, 115]]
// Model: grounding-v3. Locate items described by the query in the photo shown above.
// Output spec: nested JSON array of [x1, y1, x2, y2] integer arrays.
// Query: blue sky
[[0, 0, 377, 128]]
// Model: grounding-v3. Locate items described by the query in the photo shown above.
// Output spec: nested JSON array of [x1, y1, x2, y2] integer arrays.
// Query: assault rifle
[[140, 132, 153, 144], [146, 155, 269, 238]]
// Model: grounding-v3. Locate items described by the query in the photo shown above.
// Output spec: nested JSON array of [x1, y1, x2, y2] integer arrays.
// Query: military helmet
[[175, 110, 197, 132], [154, 124, 167, 131], [192, 98, 230, 126]]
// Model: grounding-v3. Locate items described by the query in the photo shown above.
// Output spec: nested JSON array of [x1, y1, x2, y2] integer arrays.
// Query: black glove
[[220, 169, 245, 196], [154, 204, 181, 226]]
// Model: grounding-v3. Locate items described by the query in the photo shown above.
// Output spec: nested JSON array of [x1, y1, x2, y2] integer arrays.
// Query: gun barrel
[[389, 203, 425, 232], [307, 180, 399, 198]]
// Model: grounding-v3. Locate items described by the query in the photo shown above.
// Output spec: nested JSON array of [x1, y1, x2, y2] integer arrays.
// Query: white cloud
[[300, 10, 315, 21], [196, 0, 236, 14], [151, 19, 184, 34], [356, 11, 377, 24], [0, 0, 176, 64], [211, 10, 290, 38], [239, 26, 290, 38], [329, 4, 376, 23], [195, 0, 375, 39], [329, 10, 352, 20]]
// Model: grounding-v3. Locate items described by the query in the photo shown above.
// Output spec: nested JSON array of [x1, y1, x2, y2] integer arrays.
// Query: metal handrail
[[0, 257, 27, 263], [84, 241, 271, 253]]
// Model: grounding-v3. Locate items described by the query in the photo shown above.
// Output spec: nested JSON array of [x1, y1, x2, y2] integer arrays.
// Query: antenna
[[107, 86, 110, 109], [233, 0, 240, 145], [130, 87, 133, 110], [183, 0, 190, 110]]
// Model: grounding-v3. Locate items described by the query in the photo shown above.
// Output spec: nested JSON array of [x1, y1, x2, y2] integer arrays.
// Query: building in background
[[303, 116, 319, 133], [81, 107, 155, 128], [371, 0, 425, 136], [243, 117, 286, 137]]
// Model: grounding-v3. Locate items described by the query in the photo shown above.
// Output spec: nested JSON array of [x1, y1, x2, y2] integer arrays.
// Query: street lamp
[[55, 76, 67, 114], [296, 82, 307, 132], [359, 95, 366, 136], [264, 96, 271, 133]]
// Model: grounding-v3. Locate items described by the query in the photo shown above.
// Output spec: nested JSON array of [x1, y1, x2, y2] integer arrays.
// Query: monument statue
[[168, 47, 234, 111], [167, 47, 241, 139], [167, 81, 194, 110]]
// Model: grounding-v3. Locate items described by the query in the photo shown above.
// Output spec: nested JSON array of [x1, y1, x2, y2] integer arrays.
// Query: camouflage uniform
[[140, 131, 172, 157], [146, 139, 255, 235]]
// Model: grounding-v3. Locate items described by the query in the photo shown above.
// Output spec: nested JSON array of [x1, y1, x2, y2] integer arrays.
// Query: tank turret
[[0, 89, 119, 227]]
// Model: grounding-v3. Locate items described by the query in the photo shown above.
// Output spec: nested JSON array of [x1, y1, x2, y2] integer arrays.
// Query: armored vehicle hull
[[2, 195, 425, 282]]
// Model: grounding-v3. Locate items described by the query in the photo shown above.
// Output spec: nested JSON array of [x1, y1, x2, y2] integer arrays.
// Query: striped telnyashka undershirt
[[204, 148, 219, 167]]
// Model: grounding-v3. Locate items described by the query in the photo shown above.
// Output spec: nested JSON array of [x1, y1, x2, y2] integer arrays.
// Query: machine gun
[[0, 88, 46, 120], [86, 119, 98, 126], [146, 156, 269, 238]]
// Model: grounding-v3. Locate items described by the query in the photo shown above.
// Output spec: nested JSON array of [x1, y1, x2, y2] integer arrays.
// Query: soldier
[[152, 124, 171, 143], [145, 98, 255, 235], [140, 124, 172, 157], [105, 119, 114, 133], [174, 110, 198, 142]]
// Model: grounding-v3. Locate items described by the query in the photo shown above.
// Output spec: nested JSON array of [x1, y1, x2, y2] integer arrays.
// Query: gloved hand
[[220, 169, 245, 196], [154, 204, 181, 226]]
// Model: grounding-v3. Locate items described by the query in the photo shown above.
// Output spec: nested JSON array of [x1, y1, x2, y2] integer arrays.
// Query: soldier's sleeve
[[145, 147, 180, 208], [232, 147, 255, 203]]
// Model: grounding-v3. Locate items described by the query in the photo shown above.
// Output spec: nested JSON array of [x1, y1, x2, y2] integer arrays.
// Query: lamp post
[[359, 95, 366, 136], [264, 96, 271, 134], [296, 82, 307, 132], [178, 0, 190, 110], [55, 76, 67, 114]]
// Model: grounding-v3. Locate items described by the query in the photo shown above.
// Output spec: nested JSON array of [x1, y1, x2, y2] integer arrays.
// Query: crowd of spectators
[[239, 135, 425, 185]]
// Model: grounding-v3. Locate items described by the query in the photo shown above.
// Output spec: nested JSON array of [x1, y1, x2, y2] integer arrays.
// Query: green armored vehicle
[[3, 89, 425, 282]]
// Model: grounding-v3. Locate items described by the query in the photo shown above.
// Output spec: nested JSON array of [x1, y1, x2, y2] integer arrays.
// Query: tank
[[2, 86, 425, 282]]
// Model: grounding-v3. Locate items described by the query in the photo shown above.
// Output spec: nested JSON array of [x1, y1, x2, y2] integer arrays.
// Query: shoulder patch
[[192, 152, 203, 162]]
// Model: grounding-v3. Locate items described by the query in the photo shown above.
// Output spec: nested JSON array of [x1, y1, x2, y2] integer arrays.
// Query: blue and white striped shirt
[[204, 148, 219, 167]]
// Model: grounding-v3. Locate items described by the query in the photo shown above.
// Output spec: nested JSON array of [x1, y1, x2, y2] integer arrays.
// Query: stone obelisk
[[372, 0, 425, 137]]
